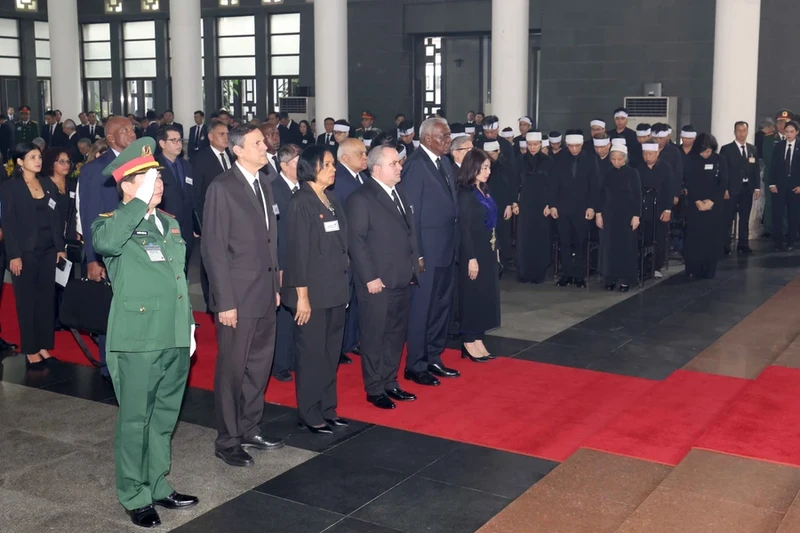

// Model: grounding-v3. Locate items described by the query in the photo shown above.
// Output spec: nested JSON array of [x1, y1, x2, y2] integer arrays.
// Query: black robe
[[597, 165, 642, 282], [488, 155, 518, 261], [637, 160, 673, 245], [683, 153, 728, 277], [516, 152, 554, 282]]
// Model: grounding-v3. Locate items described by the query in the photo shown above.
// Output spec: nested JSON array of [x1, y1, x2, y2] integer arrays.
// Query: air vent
[[279, 97, 308, 114], [625, 97, 668, 117]]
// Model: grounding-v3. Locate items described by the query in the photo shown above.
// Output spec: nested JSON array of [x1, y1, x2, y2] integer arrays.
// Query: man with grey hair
[[347, 146, 419, 409], [75, 137, 92, 163], [450, 135, 473, 168], [61, 119, 79, 161], [400, 117, 460, 385], [32, 137, 46, 151]]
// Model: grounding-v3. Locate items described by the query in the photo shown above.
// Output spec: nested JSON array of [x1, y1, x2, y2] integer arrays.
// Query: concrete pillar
[[491, 0, 529, 132], [711, 0, 761, 144], [314, 0, 348, 121], [169, 0, 203, 135], [48, 0, 82, 121]]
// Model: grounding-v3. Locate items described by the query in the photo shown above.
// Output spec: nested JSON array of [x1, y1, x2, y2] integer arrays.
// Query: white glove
[[190, 324, 197, 357], [135, 167, 158, 205]]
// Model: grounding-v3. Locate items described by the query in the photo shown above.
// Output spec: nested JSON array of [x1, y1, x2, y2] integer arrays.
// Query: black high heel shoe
[[25, 354, 46, 369], [461, 345, 490, 363]]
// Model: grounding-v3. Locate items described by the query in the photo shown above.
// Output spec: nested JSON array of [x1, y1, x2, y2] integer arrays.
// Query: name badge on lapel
[[48, 198, 57, 210], [272, 204, 280, 216], [704, 164, 714, 170], [69, 191, 76, 198], [145, 244, 166, 262], [324, 220, 340, 232], [134, 230, 149, 236], [329, 141, 335, 146], [185, 177, 193, 185]]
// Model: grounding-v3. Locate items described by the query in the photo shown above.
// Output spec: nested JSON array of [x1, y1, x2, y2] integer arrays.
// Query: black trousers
[[406, 263, 454, 373], [771, 188, 800, 247], [214, 314, 276, 451], [357, 285, 411, 396], [724, 186, 755, 248], [556, 215, 588, 279], [11, 250, 56, 354], [462, 332, 485, 343], [272, 304, 295, 374], [641, 217, 667, 271], [341, 279, 360, 354], [294, 305, 345, 426]]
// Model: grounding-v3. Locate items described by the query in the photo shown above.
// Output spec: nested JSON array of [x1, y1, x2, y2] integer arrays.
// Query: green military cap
[[776, 109, 795, 122], [102, 137, 161, 182]]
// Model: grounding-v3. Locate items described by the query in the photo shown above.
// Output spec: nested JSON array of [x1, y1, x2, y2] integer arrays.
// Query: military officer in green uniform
[[91, 137, 198, 529], [13, 105, 38, 145], [354, 110, 381, 139]]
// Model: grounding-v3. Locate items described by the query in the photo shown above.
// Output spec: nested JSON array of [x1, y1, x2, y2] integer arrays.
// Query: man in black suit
[[331, 138, 369, 365], [0, 114, 12, 163], [202, 124, 284, 467], [271, 143, 303, 383], [61, 119, 80, 160], [145, 110, 160, 139], [316, 117, 336, 148], [277, 111, 303, 147], [720, 121, 760, 254], [347, 145, 419, 410], [193, 119, 233, 309], [162, 109, 184, 139], [399, 118, 460, 386], [768, 120, 800, 251], [74, 137, 92, 164], [258, 122, 281, 183], [78, 111, 104, 142], [157, 125, 195, 267], [41, 110, 68, 148], [188, 110, 208, 161]]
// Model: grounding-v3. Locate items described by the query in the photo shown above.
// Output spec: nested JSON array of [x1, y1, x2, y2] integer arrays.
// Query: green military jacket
[[354, 127, 381, 139], [14, 120, 38, 144], [91, 198, 193, 353]]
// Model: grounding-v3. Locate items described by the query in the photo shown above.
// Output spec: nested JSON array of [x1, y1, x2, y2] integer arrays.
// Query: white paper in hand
[[135, 167, 158, 205], [55, 258, 73, 287], [190, 324, 197, 357]]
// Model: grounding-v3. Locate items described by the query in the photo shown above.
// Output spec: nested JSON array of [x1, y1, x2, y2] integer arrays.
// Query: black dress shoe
[[351, 346, 361, 355], [428, 363, 460, 378], [556, 276, 572, 287], [272, 370, 293, 382], [129, 505, 161, 528], [324, 417, 349, 427], [215, 446, 254, 467], [153, 492, 199, 509], [737, 246, 753, 254], [241, 435, 285, 451], [0, 337, 17, 351], [367, 394, 396, 409], [385, 388, 417, 401], [619, 284, 630, 293], [574, 278, 586, 288], [297, 422, 334, 434], [404, 369, 440, 386], [339, 353, 353, 365]]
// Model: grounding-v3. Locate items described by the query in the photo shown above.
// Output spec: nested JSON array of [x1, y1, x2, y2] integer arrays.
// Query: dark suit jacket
[[278, 121, 304, 146], [720, 142, 760, 195], [260, 155, 280, 184], [78, 124, 104, 142], [330, 162, 365, 206], [397, 146, 458, 268], [201, 165, 279, 317], [0, 121, 12, 162], [156, 154, 195, 245], [165, 122, 184, 139], [271, 174, 299, 269], [549, 149, 600, 215], [78, 149, 121, 263], [280, 187, 349, 310], [769, 140, 800, 189], [346, 177, 419, 289], [188, 124, 209, 159], [192, 146, 233, 225], [0, 177, 66, 261], [316, 132, 338, 149], [41, 122, 68, 148], [145, 121, 160, 139]]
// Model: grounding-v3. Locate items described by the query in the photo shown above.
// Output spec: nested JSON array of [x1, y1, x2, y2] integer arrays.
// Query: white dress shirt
[[281, 172, 299, 193], [342, 164, 363, 184], [372, 176, 405, 214], [144, 211, 164, 235], [211, 146, 231, 170], [236, 162, 269, 229]]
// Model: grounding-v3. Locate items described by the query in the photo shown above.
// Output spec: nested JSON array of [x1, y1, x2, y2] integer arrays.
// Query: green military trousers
[[107, 347, 189, 511]]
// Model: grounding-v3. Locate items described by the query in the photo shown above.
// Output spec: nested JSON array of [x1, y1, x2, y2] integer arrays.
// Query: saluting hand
[[219, 308, 237, 329], [134, 168, 158, 205], [367, 278, 385, 294]]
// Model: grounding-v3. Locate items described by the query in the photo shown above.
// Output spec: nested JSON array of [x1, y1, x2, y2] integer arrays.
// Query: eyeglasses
[[165, 138, 183, 144], [56, 159, 71, 165]]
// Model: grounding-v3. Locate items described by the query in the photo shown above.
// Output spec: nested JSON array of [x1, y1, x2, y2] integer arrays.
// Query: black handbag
[[64, 238, 83, 264], [59, 278, 113, 334]]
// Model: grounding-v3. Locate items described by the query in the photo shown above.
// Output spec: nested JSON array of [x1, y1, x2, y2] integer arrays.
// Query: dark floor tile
[[259, 413, 372, 453], [179, 387, 293, 430], [587, 352, 679, 380], [636, 324, 723, 353], [482, 336, 537, 357], [172, 490, 342, 533], [610, 340, 699, 366], [418, 444, 558, 499], [353, 476, 509, 533], [253, 454, 407, 515], [0, 357, 100, 390], [39, 364, 116, 402], [545, 328, 630, 354], [514, 341, 609, 368], [574, 315, 652, 337], [323, 518, 406, 533], [325, 426, 460, 474]]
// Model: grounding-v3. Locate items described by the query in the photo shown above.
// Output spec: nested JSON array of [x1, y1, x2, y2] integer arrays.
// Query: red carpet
[[694, 365, 800, 467], [583, 370, 748, 465]]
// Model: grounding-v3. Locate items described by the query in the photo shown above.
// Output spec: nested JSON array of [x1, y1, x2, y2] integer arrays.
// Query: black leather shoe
[[297, 422, 334, 435], [339, 353, 353, 365], [367, 394, 396, 409], [737, 246, 753, 254], [351, 346, 361, 355], [428, 363, 460, 378], [272, 370, 293, 382], [215, 446, 254, 467], [129, 505, 161, 528], [404, 370, 440, 386], [324, 417, 349, 427], [0, 337, 18, 351], [385, 388, 417, 402], [461, 346, 490, 363], [556, 276, 572, 287], [153, 492, 199, 509], [574, 278, 587, 288], [241, 435, 285, 451]]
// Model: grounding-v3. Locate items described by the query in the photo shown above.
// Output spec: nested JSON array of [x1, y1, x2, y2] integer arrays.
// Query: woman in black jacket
[[298, 120, 315, 147], [457, 149, 501, 362], [281, 145, 350, 434], [1, 143, 66, 367]]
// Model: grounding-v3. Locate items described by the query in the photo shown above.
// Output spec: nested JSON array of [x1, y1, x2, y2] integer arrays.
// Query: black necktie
[[90, 125, 94, 137], [194, 128, 200, 149], [253, 178, 266, 220], [571, 157, 578, 178], [272, 155, 279, 171], [741, 145, 747, 159], [219, 152, 228, 170], [435, 158, 450, 188], [292, 184, 299, 195], [392, 189, 409, 227], [788, 144, 794, 176]]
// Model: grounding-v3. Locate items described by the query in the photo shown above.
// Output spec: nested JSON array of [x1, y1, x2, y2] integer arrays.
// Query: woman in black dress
[[282, 145, 350, 434], [683, 133, 728, 279], [516, 132, 554, 283], [298, 120, 314, 147], [595, 145, 642, 291], [482, 141, 518, 266], [457, 149, 501, 362], [0, 143, 66, 367]]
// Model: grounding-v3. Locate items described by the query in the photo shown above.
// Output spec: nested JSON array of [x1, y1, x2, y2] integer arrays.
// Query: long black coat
[[488, 156, 518, 258], [597, 165, 642, 282], [516, 152, 553, 282], [683, 153, 728, 266]]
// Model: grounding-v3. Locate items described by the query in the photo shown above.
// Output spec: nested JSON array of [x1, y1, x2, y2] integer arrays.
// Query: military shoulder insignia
[[99, 211, 115, 218], [158, 209, 175, 218]]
